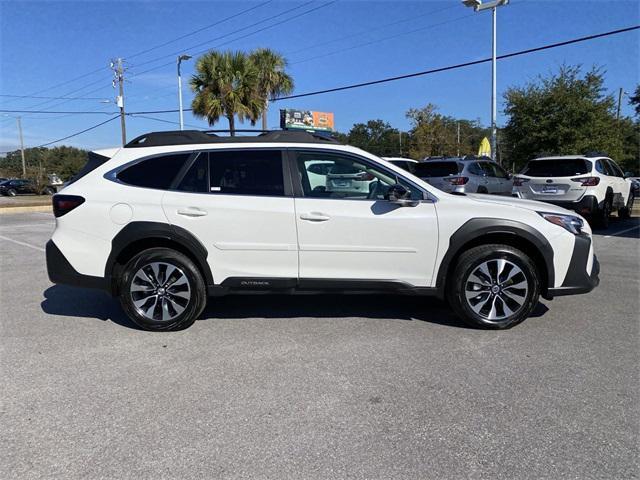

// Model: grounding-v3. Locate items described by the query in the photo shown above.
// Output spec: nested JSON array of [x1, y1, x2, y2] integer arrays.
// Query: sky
[[0, 0, 638, 152]]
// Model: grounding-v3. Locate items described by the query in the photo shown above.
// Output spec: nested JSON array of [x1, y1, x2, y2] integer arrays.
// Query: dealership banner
[[280, 109, 335, 132]]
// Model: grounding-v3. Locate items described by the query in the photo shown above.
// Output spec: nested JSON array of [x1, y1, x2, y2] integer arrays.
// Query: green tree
[[249, 48, 294, 131], [502, 65, 623, 170], [190, 50, 263, 135], [629, 84, 640, 117], [0, 146, 87, 180], [346, 119, 403, 157], [406, 104, 489, 159]]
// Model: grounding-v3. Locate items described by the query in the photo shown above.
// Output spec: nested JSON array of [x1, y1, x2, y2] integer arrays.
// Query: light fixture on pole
[[462, 0, 509, 163], [177, 54, 192, 131]]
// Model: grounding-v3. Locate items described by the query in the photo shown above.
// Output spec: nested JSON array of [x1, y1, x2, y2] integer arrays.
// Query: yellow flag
[[478, 137, 491, 157]]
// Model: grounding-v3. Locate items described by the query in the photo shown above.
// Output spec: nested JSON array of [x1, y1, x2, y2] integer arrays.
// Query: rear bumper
[[46, 240, 108, 291], [516, 194, 600, 216], [546, 234, 599, 298]]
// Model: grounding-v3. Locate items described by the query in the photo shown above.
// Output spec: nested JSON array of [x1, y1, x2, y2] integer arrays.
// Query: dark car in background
[[0, 179, 56, 196]]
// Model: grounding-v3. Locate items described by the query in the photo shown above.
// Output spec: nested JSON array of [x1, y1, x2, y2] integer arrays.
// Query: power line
[[284, 4, 457, 57], [290, 13, 475, 65], [129, 1, 335, 79], [5, 24, 637, 150], [128, 113, 204, 130], [0, 116, 120, 153], [0, 109, 117, 115], [126, 1, 274, 61], [0, 93, 109, 101], [276, 25, 640, 101], [1, 2, 275, 107]]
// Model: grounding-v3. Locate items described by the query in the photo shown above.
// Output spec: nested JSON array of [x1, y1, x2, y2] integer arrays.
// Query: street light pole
[[177, 54, 192, 131], [491, 5, 497, 163], [462, 0, 509, 163]]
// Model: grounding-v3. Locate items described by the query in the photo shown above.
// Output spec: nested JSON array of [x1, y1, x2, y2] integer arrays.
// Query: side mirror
[[386, 184, 419, 207]]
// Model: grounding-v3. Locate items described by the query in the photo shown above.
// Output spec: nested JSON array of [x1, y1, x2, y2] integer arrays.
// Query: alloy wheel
[[130, 262, 191, 321], [464, 259, 529, 322]]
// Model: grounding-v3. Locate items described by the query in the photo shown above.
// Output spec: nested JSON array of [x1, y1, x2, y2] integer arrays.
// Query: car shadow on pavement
[[42, 285, 549, 331], [591, 217, 639, 238], [41, 285, 141, 330]]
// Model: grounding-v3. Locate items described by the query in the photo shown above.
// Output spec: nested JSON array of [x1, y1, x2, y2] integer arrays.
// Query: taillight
[[571, 176, 600, 186], [513, 176, 530, 186], [445, 176, 469, 185], [52, 194, 85, 217]]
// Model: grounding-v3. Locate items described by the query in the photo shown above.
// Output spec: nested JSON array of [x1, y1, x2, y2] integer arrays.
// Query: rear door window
[[520, 159, 591, 177], [208, 150, 285, 196], [413, 161, 460, 177], [606, 159, 624, 178], [118, 153, 191, 189]]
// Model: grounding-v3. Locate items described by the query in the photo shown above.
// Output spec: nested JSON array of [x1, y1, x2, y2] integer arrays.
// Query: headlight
[[538, 212, 585, 235]]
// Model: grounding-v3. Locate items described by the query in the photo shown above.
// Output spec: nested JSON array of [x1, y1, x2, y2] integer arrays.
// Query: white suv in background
[[513, 155, 634, 228], [47, 130, 599, 331]]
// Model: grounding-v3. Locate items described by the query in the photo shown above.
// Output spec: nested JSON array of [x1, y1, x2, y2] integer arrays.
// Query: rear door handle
[[177, 207, 208, 217], [300, 212, 330, 222]]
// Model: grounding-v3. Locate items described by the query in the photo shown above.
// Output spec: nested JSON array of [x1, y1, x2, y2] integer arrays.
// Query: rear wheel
[[447, 244, 540, 329], [594, 196, 612, 229], [119, 248, 206, 331], [43, 187, 55, 195], [477, 186, 488, 194], [618, 193, 634, 219], [7, 188, 17, 197]]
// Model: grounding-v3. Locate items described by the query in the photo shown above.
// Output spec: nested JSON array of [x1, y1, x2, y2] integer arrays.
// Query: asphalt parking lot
[[1, 211, 638, 480]]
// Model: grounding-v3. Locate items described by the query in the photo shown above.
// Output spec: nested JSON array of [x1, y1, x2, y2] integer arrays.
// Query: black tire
[[594, 196, 612, 229], [43, 187, 55, 195], [7, 188, 17, 197], [477, 187, 488, 194], [118, 247, 206, 331], [447, 244, 541, 329], [618, 193, 634, 219]]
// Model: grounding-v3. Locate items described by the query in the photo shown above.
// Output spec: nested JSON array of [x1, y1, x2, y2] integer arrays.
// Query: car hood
[[465, 193, 574, 215]]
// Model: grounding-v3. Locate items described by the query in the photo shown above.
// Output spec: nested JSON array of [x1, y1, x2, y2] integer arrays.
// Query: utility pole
[[456, 121, 460, 157], [16, 116, 26, 178], [111, 58, 126, 146], [399, 131, 402, 156], [616, 87, 625, 120]]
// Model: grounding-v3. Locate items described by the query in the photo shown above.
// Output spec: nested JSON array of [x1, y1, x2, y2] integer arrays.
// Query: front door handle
[[177, 207, 208, 217], [300, 212, 330, 222]]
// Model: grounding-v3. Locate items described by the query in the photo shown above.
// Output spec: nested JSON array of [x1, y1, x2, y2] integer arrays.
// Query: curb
[[0, 205, 53, 215]]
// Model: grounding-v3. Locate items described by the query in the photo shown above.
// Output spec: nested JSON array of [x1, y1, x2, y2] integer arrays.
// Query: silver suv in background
[[412, 158, 512, 195]]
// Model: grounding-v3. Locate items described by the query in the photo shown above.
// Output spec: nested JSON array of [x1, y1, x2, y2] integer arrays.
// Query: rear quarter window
[[117, 153, 191, 190], [413, 161, 461, 177], [521, 159, 591, 177]]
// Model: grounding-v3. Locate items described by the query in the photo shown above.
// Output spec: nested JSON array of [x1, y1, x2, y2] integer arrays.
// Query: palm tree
[[190, 51, 262, 136], [249, 48, 294, 131]]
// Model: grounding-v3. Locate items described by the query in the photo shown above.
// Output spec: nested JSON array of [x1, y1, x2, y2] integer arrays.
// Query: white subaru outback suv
[[512, 155, 634, 228], [47, 130, 599, 331]]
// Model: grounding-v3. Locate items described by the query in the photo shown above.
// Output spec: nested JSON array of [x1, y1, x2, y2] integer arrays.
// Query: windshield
[[521, 159, 591, 177], [413, 161, 461, 177]]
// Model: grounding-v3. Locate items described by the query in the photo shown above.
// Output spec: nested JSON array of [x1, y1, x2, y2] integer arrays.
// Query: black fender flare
[[105, 221, 214, 292], [435, 218, 555, 295]]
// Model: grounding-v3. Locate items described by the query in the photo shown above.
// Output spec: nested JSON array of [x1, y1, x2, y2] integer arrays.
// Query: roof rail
[[124, 129, 341, 148]]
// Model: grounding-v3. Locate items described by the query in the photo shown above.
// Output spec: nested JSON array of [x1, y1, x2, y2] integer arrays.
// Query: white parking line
[[603, 225, 640, 238], [0, 234, 45, 252]]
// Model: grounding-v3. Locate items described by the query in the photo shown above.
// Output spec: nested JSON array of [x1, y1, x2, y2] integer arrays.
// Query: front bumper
[[546, 234, 599, 298], [46, 240, 108, 291]]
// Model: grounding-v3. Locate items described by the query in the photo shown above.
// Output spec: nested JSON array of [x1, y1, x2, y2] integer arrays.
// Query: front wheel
[[447, 244, 541, 329], [119, 248, 207, 331], [7, 188, 17, 197]]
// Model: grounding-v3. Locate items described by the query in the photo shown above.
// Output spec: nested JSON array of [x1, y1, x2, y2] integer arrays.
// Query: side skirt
[[208, 278, 438, 297]]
